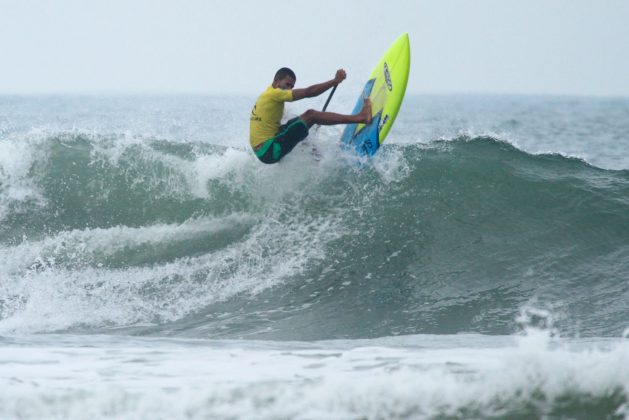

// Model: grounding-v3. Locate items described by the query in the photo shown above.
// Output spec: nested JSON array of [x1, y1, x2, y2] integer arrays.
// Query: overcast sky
[[1, 0, 628, 96]]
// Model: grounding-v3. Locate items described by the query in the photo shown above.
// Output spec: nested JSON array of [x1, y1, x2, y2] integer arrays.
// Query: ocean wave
[[1, 133, 628, 337]]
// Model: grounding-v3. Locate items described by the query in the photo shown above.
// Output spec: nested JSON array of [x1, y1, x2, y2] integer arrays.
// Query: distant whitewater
[[0, 95, 628, 419]]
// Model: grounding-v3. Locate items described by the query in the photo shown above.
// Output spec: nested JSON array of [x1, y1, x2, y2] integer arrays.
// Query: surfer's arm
[[292, 69, 346, 101]]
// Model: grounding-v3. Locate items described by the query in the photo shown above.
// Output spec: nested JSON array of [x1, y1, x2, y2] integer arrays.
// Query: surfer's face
[[276, 76, 295, 90]]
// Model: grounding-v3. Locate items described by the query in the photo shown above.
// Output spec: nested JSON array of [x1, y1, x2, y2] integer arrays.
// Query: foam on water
[[0, 210, 341, 334], [0, 134, 48, 221], [0, 330, 627, 419]]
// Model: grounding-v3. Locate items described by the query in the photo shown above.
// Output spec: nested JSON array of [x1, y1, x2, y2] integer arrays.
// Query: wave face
[[1, 132, 628, 338]]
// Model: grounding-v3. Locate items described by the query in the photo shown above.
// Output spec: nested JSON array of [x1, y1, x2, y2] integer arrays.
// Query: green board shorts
[[254, 117, 309, 164]]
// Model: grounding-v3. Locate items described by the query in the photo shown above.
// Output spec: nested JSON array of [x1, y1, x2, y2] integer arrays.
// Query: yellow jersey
[[249, 86, 294, 148]]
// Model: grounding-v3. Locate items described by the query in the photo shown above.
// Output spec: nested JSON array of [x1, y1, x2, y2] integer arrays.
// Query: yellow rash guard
[[249, 86, 294, 148]]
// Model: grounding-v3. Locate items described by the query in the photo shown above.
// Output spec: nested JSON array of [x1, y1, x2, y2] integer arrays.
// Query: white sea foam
[[0, 209, 341, 333], [0, 332, 626, 419], [0, 135, 48, 221]]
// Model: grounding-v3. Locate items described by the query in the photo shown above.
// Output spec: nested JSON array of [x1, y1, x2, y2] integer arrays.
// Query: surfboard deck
[[341, 33, 411, 157]]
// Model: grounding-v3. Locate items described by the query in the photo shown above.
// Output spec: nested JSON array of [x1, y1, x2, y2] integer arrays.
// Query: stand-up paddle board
[[341, 33, 411, 157]]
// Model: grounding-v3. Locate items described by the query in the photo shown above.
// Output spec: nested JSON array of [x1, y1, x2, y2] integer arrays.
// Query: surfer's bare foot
[[359, 98, 372, 124]]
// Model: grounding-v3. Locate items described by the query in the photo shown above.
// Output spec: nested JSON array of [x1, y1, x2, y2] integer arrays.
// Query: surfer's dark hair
[[274, 67, 296, 81]]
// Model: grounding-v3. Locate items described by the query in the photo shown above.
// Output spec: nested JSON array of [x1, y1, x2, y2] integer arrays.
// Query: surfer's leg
[[299, 99, 372, 127]]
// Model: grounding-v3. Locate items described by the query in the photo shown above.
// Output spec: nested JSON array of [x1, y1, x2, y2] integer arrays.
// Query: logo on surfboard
[[384, 62, 392, 91], [379, 114, 389, 132]]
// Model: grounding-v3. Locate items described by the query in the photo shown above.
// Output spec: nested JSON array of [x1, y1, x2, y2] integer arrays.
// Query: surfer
[[250, 67, 372, 164]]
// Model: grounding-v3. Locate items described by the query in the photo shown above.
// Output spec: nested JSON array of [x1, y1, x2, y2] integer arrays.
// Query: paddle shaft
[[312, 84, 338, 134], [321, 85, 338, 112]]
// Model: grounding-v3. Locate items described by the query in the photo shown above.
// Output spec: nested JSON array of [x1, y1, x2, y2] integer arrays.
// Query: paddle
[[309, 84, 338, 159], [321, 84, 338, 112], [313, 84, 338, 133]]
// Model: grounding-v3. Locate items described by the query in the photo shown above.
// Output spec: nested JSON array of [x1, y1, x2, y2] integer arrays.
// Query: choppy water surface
[[1, 95, 628, 419]]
